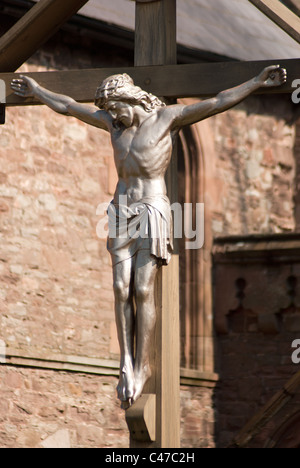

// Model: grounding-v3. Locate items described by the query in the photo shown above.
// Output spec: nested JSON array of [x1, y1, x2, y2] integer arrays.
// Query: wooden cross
[[0, 0, 300, 449], [129, 1, 180, 448]]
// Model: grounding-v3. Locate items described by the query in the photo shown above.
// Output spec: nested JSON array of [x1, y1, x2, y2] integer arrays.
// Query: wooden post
[[126, 0, 180, 449], [134, 0, 177, 67]]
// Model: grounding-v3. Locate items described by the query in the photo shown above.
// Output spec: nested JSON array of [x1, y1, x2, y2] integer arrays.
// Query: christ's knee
[[113, 280, 131, 303], [135, 284, 153, 305]]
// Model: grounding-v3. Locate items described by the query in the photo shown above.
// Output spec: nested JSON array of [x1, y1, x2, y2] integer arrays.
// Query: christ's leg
[[113, 258, 135, 408], [133, 250, 159, 402]]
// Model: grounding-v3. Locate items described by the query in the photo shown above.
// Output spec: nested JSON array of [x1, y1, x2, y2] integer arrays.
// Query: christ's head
[[95, 74, 165, 126]]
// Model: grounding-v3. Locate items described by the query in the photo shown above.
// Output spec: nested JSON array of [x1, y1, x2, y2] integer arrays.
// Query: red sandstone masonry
[[0, 366, 215, 448]]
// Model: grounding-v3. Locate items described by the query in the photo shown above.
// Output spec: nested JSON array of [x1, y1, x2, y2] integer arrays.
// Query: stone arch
[[266, 411, 300, 448], [178, 104, 222, 373]]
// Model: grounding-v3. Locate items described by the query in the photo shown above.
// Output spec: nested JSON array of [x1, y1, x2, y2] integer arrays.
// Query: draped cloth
[[107, 195, 173, 267]]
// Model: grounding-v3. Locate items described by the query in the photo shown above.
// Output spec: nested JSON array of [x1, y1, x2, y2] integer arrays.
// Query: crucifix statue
[[11, 64, 286, 409]]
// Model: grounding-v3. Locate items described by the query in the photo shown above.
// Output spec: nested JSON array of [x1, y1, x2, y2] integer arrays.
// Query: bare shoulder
[[158, 98, 220, 129], [67, 101, 112, 131], [156, 104, 185, 129]]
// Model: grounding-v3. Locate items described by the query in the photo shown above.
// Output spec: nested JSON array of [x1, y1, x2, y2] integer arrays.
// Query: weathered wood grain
[[127, 0, 180, 449], [3, 58, 299, 107]]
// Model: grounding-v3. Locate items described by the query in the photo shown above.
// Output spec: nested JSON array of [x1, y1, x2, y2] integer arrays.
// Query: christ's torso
[[110, 112, 173, 205]]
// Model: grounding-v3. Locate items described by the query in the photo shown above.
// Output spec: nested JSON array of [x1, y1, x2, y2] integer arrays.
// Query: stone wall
[[213, 235, 300, 448], [205, 95, 297, 237], [0, 367, 128, 448], [0, 365, 216, 448], [1, 102, 119, 360], [180, 386, 216, 448]]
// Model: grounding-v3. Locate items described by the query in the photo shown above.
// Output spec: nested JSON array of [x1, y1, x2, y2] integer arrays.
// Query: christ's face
[[105, 100, 134, 128]]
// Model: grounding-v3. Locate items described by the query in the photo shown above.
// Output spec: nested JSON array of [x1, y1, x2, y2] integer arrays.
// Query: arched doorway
[[178, 117, 216, 373], [266, 412, 300, 448]]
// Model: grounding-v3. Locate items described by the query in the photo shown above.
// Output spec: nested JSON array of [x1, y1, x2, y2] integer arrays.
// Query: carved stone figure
[[11, 65, 286, 408]]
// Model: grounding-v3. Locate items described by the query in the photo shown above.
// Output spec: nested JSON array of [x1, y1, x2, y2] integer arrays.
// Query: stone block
[[41, 429, 71, 449]]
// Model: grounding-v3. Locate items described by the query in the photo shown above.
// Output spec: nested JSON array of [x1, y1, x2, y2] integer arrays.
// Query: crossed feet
[[117, 358, 151, 410]]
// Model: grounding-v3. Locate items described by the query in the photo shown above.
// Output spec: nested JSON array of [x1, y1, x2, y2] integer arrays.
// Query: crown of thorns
[[95, 74, 133, 106]]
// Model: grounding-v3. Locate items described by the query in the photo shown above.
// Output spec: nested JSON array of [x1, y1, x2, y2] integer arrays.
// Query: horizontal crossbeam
[[1, 59, 299, 106]]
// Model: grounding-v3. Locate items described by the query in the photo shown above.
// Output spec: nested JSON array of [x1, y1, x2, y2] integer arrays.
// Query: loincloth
[[107, 195, 173, 267]]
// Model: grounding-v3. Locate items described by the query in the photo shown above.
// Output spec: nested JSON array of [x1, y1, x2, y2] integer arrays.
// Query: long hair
[[95, 73, 165, 112]]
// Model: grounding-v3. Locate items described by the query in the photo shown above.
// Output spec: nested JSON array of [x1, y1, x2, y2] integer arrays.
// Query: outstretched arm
[[169, 65, 287, 129], [11, 76, 110, 131]]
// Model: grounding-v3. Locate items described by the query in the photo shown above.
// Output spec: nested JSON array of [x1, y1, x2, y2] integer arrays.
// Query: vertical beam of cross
[[130, 0, 181, 448]]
